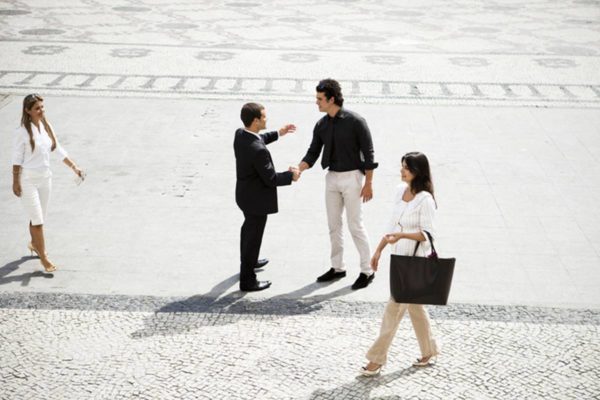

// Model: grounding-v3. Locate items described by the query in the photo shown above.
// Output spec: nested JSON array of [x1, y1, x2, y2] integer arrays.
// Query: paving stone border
[[1, 292, 598, 325], [1, 70, 599, 107]]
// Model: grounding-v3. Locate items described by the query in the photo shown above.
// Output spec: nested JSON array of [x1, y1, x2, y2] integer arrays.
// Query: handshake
[[288, 165, 301, 182]]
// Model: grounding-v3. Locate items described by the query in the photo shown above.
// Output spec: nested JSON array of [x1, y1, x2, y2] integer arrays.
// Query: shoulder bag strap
[[411, 230, 438, 257]]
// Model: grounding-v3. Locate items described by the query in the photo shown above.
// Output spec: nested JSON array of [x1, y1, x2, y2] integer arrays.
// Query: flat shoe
[[413, 355, 437, 367], [360, 365, 381, 377], [316, 268, 346, 282]]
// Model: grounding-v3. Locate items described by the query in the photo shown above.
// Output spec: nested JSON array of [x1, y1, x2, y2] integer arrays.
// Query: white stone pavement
[[1, 1, 600, 398], [1, 304, 598, 400], [1, 96, 600, 308], [0, 0, 599, 307]]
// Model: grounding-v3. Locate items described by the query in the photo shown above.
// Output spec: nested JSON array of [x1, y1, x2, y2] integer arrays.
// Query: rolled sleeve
[[356, 117, 378, 170], [301, 126, 323, 167], [12, 129, 26, 166]]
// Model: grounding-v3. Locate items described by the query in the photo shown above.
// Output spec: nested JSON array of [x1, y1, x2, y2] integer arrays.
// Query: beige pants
[[366, 298, 439, 365], [325, 170, 372, 274]]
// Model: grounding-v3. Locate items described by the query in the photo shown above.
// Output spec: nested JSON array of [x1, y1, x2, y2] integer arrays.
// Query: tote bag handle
[[411, 231, 437, 258]]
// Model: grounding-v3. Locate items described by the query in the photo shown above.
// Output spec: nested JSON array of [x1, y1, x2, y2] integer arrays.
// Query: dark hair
[[240, 102, 264, 127], [316, 78, 344, 107], [402, 152, 435, 202], [21, 93, 57, 152]]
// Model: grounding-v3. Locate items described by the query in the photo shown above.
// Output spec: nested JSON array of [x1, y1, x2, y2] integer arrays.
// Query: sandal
[[28, 242, 40, 257], [41, 258, 57, 273], [412, 355, 437, 367], [360, 362, 382, 376]]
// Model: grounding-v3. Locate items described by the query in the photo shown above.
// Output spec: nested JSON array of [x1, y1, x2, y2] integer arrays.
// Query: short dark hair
[[241, 102, 264, 127], [316, 78, 344, 107], [402, 152, 435, 203]]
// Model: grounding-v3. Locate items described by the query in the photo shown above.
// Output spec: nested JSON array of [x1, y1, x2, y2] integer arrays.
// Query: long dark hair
[[402, 151, 435, 203], [21, 93, 57, 152]]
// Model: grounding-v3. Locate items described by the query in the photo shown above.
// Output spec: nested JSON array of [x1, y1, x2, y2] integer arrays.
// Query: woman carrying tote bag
[[360, 151, 439, 376]]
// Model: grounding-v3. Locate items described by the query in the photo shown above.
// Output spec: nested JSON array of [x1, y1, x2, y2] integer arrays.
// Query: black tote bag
[[389, 232, 455, 305]]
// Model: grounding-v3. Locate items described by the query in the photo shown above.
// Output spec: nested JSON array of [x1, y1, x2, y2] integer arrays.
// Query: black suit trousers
[[240, 212, 268, 286]]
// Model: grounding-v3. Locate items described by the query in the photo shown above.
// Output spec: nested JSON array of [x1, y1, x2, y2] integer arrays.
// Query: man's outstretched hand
[[279, 124, 296, 136]]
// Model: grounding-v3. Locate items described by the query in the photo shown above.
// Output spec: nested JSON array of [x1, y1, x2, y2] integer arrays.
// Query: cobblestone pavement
[[2, 1, 600, 399], [1, 293, 599, 400]]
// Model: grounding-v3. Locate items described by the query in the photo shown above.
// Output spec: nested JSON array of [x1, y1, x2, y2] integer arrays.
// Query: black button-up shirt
[[302, 108, 378, 172]]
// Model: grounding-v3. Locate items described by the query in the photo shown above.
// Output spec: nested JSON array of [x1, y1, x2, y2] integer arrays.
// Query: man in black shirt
[[298, 79, 378, 290]]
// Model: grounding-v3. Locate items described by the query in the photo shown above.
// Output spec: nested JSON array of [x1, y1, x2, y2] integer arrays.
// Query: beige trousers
[[366, 297, 439, 365], [325, 170, 372, 275]]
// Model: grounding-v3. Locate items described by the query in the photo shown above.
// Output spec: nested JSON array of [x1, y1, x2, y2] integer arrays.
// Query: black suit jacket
[[234, 128, 293, 215]]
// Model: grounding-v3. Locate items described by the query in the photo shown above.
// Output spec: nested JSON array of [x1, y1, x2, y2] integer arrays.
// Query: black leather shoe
[[240, 280, 272, 292], [351, 273, 374, 290], [316, 268, 347, 282], [255, 258, 269, 269]]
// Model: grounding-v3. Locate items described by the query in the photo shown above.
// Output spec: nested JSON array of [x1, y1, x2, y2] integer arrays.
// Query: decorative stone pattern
[[0, 0, 598, 55], [0, 0, 598, 107], [22, 45, 69, 56], [1, 291, 600, 324], [0, 292, 598, 399], [1, 70, 598, 107], [110, 48, 152, 58]]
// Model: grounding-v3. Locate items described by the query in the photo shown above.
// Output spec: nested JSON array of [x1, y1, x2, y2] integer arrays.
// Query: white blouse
[[12, 123, 68, 171], [386, 183, 436, 257]]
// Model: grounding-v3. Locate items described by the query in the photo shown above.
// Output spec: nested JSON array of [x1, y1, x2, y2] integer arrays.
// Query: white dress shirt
[[12, 123, 68, 171]]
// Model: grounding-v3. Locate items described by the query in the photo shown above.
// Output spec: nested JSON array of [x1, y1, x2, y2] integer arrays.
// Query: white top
[[386, 183, 436, 257], [12, 123, 68, 171]]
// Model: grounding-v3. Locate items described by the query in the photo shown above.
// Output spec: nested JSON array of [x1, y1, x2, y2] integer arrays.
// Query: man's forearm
[[299, 161, 311, 172], [365, 170, 373, 184]]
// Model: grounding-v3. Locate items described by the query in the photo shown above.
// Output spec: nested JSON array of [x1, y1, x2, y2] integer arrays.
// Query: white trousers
[[366, 298, 439, 365], [20, 169, 52, 226], [325, 170, 372, 274]]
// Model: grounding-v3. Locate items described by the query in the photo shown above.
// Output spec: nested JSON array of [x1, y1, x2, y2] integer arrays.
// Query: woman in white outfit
[[361, 151, 439, 376], [11, 94, 84, 273]]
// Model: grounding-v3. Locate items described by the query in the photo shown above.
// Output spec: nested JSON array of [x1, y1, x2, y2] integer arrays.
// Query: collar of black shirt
[[327, 108, 348, 120]]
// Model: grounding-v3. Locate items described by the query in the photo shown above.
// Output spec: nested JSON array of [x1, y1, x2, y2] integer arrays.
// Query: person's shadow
[[0, 256, 54, 286], [130, 274, 352, 338], [310, 366, 419, 399]]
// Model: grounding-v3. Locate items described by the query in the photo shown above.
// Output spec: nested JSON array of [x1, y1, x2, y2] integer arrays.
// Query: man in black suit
[[234, 102, 300, 292]]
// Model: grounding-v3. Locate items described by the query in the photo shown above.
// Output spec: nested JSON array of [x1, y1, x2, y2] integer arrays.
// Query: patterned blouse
[[386, 183, 436, 257]]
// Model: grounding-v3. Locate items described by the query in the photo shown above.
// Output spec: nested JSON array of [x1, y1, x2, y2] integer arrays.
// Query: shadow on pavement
[[310, 366, 419, 399], [130, 275, 352, 338], [0, 256, 54, 286]]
